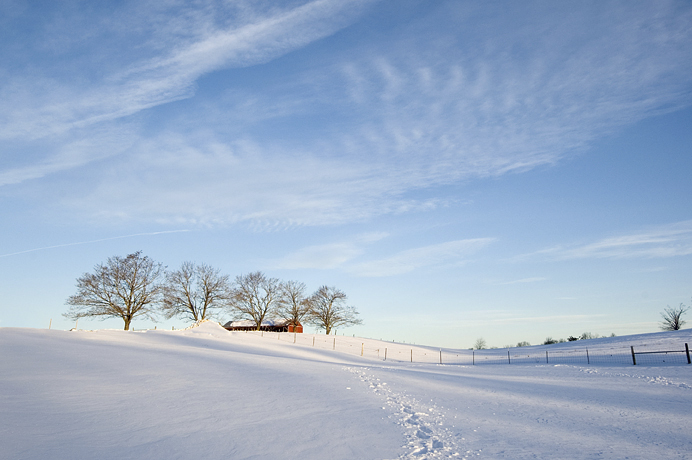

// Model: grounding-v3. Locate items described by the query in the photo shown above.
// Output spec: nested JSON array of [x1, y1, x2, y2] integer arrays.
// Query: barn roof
[[223, 318, 293, 328]]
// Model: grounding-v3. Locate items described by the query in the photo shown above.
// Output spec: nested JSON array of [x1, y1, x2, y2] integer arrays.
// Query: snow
[[1, 322, 691, 459]]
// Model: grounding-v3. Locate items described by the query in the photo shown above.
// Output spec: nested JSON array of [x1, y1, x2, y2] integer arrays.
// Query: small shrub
[[516, 341, 531, 347], [567, 336, 579, 341], [660, 304, 688, 331], [544, 337, 558, 345]]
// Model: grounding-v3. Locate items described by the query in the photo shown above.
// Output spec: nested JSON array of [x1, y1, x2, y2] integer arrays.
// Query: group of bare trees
[[64, 252, 362, 333]]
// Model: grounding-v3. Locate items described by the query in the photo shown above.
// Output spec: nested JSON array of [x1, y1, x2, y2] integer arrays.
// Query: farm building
[[223, 318, 303, 333]]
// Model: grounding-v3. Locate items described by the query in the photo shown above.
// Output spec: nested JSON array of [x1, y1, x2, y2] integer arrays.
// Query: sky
[[1, 0, 691, 348]]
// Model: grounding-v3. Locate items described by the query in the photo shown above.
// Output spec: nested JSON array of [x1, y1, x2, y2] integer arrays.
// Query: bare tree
[[64, 251, 165, 330], [276, 280, 312, 328], [473, 337, 487, 350], [227, 271, 281, 330], [162, 262, 231, 323], [306, 286, 362, 335], [660, 303, 689, 331]]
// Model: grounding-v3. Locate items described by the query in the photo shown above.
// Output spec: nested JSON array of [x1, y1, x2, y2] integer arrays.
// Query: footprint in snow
[[344, 366, 477, 459]]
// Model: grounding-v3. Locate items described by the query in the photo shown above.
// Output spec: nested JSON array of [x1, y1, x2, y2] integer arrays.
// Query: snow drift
[[1, 322, 691, 459]]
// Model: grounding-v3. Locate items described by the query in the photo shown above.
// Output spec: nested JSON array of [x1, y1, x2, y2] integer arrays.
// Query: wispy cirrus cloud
[[328, 1, 692, 186], [267, 232, 388, 269], [348, 238, 495, 277], [55, 134, 420, 227], [267, 236, 494, 276], [2, 1, 692, 229], [523, 221, 692, 261], [0, 230, 189, 258], [0, 0, 373, 142], [0, 127, 136, 187]]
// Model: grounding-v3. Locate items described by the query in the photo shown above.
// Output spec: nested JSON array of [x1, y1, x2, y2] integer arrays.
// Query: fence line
[[235, 330, 691, 367]]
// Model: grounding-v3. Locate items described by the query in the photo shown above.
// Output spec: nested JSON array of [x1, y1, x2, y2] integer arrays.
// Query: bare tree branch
[[63, 251, 165, 330], [660, 303, 689, 331], [276, 280, 312, 328], [227, 271, 281, 330], [307, 285, 362, 335], [162, 262, 231, 323]]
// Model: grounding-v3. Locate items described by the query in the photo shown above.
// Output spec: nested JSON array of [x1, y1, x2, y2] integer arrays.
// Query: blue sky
[[1, 0, 691, 348]]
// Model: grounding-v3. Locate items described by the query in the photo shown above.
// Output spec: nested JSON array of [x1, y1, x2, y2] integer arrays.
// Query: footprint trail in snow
[[345, 367, 481, 459]]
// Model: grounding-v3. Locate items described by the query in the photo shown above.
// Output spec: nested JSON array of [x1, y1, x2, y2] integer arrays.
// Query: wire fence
[[238, 330, 692, 367], [465, 344, 691, 366]]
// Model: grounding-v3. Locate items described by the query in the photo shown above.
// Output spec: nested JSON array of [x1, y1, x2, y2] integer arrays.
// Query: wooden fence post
[[508, 350, 511, 364], [333, 338, 335, 350], [685, 343, 690, 364], [361, 343, 364, 357], [631, 346, 637, 365], [546, 350, 549, 364], [48, 319, 52, 330], [384, 348, 387, 361], [439, 349, 442, 365], [294, 333, 296, 343], [410, 349, 413, 363], [472, 350, 475, 365], [313, 336, 315, 346]]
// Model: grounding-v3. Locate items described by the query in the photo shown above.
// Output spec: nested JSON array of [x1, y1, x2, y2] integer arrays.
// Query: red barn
[[223, 318, 303, 333]]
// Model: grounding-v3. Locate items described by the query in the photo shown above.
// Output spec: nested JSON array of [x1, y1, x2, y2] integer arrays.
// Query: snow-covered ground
[[1, 323, 691, 459]]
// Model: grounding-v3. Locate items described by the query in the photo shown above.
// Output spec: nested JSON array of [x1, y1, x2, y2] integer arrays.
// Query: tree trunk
[[124, 317, 131, 330]]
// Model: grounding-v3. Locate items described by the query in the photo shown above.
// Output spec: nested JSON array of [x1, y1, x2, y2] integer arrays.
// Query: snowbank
[[1, 324, 691, 459]]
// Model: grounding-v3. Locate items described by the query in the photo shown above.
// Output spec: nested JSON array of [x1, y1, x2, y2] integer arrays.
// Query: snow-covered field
[[2, 323, 691, 459]]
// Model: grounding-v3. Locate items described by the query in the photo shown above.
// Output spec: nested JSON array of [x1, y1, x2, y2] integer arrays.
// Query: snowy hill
[[2, 322, 691, 459]]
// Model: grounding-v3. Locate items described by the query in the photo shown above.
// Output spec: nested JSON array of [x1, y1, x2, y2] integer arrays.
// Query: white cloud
[[348, 238, 495, 277], [329, 0, 692, 184], [270, 242, 364, 269], [54, 134, 411, 227], [0, 127, 136, 186], [0, 230, 190, 258], [267, 236, 494, 276], [0, 0, 372, 142], [525, 221, 692, 261], [2, 1, 692, 229], [267, 232, 388, 269]]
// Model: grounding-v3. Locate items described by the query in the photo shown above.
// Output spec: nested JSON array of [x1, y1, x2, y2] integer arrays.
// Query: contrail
[[0, 230, 190, 258]]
